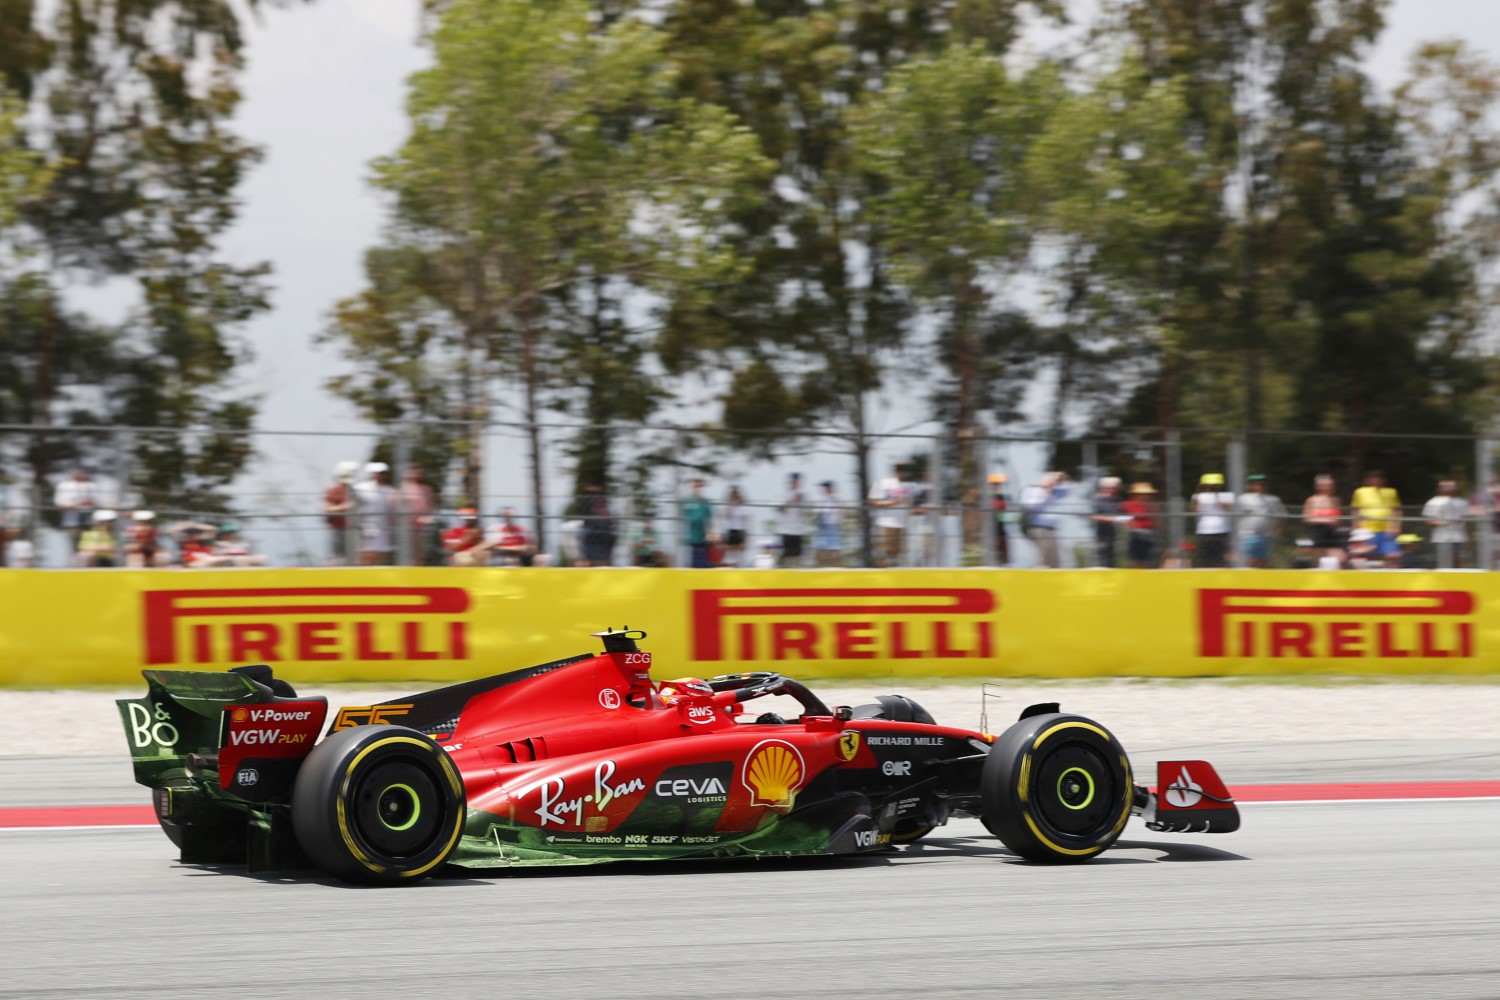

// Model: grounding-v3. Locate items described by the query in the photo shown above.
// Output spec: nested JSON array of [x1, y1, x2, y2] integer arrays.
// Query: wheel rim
[[1032, 743, 1118, 841], [349, 758, 444, 858], [1055, 767, 1096, 811], [377, 783, 421, 832]]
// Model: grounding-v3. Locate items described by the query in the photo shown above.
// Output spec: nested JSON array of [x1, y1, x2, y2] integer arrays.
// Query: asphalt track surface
[[3, 742, 1500, 1000]]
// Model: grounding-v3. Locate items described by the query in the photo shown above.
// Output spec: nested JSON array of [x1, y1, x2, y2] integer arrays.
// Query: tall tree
[[654, 0, 1059, 563], [327, 0, 767, 543], [1, 1, 275, 512], [1080, 1, 1500, 497], [1025, 57, 1214, 483], [851, 46, 1058, 551]]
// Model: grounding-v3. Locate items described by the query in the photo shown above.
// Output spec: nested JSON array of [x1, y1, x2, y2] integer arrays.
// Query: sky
[[59, 0, 1500, 564]]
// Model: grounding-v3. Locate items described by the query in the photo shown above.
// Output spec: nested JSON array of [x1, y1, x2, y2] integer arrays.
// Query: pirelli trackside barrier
[[0, 568, 1496, 686]]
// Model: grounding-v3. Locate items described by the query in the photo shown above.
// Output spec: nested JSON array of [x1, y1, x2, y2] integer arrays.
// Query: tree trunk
[[27, 299, 58, 528], [519, 300, 547, 552], [853, 426, 873, 568], [954, 276, 982, 554]]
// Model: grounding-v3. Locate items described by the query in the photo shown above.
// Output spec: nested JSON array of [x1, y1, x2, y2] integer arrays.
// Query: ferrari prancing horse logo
[[838, 731, 860, 761]]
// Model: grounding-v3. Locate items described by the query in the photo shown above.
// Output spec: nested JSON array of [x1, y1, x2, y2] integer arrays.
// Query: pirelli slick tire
[[292, 725, 466, 884], [980, 713, 1132, 863]]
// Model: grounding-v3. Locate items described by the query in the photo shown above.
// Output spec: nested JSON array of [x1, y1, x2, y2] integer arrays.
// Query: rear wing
[[118, 669, 269, 790], [117, 666, 326, 867], [118, 667, 327, 796]]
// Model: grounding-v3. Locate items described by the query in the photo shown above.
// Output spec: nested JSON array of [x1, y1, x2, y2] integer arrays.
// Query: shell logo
[[231, 707, 248, 723], [742, 740, 805, 810]]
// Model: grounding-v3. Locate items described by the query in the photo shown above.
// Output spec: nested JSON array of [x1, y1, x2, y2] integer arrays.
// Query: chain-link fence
[[1, 420, 1496, 570]]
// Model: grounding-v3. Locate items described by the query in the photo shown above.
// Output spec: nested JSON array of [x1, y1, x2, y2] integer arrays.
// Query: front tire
[[980, 713, 1131, 863], [292, 725, 466, 883]]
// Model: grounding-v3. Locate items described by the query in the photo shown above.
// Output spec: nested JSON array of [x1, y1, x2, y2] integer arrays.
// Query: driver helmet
[[661, 677, 712, 702]]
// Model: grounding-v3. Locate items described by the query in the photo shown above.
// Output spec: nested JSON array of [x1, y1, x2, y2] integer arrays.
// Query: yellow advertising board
[[0, 567, 1496, 687]]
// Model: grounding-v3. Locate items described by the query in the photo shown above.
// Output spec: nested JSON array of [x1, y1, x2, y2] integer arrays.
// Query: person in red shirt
[[988, 472, 1011, 566], [177, 524, 215, 568], [488, 507, 537, 566], [125, 510, 161, 568], [443, 508, 487, 566], [1122, 483, 1160, 569], [323, 462, 357, 565], [399, 465, 436, 565]]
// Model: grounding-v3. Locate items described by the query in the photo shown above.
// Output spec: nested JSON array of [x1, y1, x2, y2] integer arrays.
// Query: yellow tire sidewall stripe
[[1018, 721, 1133, 858], [335, 735, 465, 877]]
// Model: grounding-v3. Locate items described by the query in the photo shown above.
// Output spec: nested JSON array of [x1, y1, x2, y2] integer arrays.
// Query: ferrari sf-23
[[118, 628, 1240, 883]]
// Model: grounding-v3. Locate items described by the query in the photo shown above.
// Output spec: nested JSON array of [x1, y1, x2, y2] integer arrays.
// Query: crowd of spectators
[[5, 458, 1500, 570], [0, 463, 273, 569], [1010, 468, 1497, 571]]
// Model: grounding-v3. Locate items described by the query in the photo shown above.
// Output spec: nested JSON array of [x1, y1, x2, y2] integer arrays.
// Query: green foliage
[[326, 0, 770, 523], [0, 1, 274, 512]]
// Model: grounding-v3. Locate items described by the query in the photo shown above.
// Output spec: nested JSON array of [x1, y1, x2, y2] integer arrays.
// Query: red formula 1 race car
[[118, 628, 1239, 883]]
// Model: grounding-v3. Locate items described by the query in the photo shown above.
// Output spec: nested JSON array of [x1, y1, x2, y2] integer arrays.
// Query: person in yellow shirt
[[1351, 470, 1401, 566]]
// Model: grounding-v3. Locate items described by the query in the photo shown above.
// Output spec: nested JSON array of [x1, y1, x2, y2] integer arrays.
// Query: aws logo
[[742, 740, 805, 811]]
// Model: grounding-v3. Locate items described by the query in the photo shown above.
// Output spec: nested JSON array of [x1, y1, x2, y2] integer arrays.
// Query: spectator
[[354, 462, 398, 565], [751, 539, 779, 569], [813, 480, 844, 567], [1089, 477, 1125, 567], [78, 510, 119, 567], [1351, 470, 1401, 568], [3, 527, 35, 568], [908, 481, 937, 567], [576, 484, 616, 567], [1397, 533, 1432, 569], [173, 522, 216, 567], [208, 522, 269, 567], [1488, 478, 1500, 569], [324, 462, 358, 565], [53, 465, 101, 561], [1422, 479, 1469, 569], [778, 473, 809, 567], [1345, 529, 1382, 570], [1192, 473, 1234, 568], [869, 463, 915, 568], [988, 473, 1011, 566], [1122, 483, 1159, 568], [681, 479, 713, 569], [1021, 471, 1071, 568], [1302, 475, 1344, 566], [443, 508, 488, 566], [399, 465, 437, 566], [488, 507, 537, 566], [722, 486, 749, 568], [1235, 475, 1286, 569], [558, 515, 582, 566], [0, 473, 12, 567], [124, 510, 162, 568], [631, 519, 669, 567]]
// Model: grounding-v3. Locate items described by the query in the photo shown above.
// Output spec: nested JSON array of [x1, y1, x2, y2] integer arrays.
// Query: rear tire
[[980, 713, 1131, 863], [292, 725, 466, 883]]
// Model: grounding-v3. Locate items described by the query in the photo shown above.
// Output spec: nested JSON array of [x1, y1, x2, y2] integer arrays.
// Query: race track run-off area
[[2, 683, 1497, 1000]]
